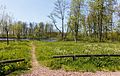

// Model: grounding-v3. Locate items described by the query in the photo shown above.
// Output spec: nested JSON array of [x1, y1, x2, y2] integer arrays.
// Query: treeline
[[49, 0, 120, 42], [0, 0, 120, 43], [0, 21, 57, 39], [0, 7, 58, 42]]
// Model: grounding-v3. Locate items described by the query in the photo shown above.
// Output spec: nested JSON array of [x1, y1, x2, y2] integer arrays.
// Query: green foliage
[[35, 41, 120, 72], [0, 41, 31, 75]]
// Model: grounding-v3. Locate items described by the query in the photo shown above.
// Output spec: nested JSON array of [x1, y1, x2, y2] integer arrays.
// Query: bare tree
[[0, 6, 12, 45], [50, 0, 68, 40], [1, 13, 12, 45], [48, 13, 62, 34]]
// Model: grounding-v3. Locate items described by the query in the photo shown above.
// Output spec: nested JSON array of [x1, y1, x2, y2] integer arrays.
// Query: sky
[[0, 0, 55, 23], [0, 0, 119, 24]]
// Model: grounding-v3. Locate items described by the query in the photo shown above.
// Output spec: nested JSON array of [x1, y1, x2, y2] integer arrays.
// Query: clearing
[[21, 41, 120, 76]]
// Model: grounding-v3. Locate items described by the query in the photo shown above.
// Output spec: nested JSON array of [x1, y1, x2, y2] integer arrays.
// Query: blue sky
[[0, 0, 119, 24], [0, 0, 55, 23]]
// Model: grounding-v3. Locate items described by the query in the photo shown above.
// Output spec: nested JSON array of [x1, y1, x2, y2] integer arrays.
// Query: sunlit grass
[[0, 41, 32, 75], [35, 41, 120, 72]]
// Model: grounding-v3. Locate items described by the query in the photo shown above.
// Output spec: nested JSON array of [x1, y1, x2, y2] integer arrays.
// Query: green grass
[[35, 41, 120, 72], [0, 41, 32, 76]]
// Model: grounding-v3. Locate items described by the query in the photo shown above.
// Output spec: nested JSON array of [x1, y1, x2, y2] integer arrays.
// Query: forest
[[0, 0, 120, 43]]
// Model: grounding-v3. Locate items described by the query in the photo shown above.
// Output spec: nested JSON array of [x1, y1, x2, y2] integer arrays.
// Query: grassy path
[[21, 42, 120, 76], [31, 42, 39, 69]]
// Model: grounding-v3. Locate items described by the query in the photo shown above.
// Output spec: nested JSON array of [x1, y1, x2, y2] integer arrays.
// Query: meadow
[[0, 41, 31, 76], [35, 41, 120, 72]]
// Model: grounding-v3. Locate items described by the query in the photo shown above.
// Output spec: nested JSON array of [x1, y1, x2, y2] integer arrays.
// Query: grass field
[[0, 41, 31, 75], [35, 41, 120, 72]]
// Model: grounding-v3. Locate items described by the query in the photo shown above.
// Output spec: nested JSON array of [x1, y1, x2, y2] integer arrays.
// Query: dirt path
[[21, 42, 120, 76]]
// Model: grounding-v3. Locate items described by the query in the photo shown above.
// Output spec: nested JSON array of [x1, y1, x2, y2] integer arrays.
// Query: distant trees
[[29, 22, 34, 38], [45, 23, 53, 38], [14, 21, 23, 39], [0, 16, 56, 41], [39, 22, 45, 37], [0, 0, 120, 42], [22, 22, 28, 38], [9, 22, 55, 39]]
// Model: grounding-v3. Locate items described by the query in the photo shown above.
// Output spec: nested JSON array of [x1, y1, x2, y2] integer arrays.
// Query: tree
[[33, 24, 39, 38], [29, 22, 34, 38], [14, 21, 23, 39], [22, 22, 28, 38], [39, 22, 45, 38], [5, 15, 12, 45], [87, 0, 117, 41], [0, 6, 12, 45], [105, 0, 116, 41], [45, 23, 53, 38], [69, 0, 84, 42], [116, 3, 120, 20], [49, 0, 68, 40], [48, 13, 62, 34], [89, 0, 105, 42]]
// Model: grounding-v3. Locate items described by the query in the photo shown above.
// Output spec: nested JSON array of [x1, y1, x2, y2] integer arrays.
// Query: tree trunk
[[75, 22, 78, 43], [99, 1, 103, 42], [62, 18, 64, 40], [6, 30, 9, 45]]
